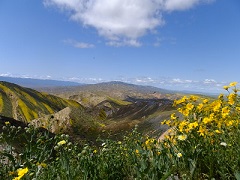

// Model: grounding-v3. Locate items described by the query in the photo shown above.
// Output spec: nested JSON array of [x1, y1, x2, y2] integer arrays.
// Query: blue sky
[[0, 0, 240, 93]]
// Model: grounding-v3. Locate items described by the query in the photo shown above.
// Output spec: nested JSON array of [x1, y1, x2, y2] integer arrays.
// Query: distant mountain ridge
[[0, 76, 82, 88]]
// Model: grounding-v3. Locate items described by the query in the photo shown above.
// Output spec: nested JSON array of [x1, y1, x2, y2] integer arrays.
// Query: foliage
[[0, 82, 240, 179]]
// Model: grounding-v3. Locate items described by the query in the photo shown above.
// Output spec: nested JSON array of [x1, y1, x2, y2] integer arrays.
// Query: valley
[[0, 80, 182, 141]]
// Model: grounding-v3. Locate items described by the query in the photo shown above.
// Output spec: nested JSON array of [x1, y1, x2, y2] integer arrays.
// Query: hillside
[[0, 81, 82, 122]]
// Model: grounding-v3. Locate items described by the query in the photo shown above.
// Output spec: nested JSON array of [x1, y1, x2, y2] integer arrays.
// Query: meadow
[[0, 82, 240, 180]]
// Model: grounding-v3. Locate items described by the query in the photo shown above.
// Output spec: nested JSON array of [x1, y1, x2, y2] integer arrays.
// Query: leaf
[[234, 171, 240, 180]]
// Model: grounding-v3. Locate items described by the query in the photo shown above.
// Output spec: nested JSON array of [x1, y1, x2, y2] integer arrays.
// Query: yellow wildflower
[[177, 134, 187, 141], [182, 109, 190, 116], [203, 99, 209, 104], [229, 82, 237, 86], [171, 113, 177, 120], [188, 122, 198, 131], [228, 93, 236, 105], [186, 103, 194, 111], [222, 106, 230, 118], [13, 167, 28, 180], [57, 140, 66, 146], [174, 96, 188, 106], [197, 103, 203, 110], [218, 94, 224, 100], [225, 120, 234, 127], [178, 121, 188, 132], [212, 100, 221, 112], [198, 126, 206, 136], [135, 149, 139, 154], [36, 162, 47, 168], [93, 150, 97, 153], [161, 119, 171, 126], [223, 86, 230, 90], [189, 95, 198, 101], [215, 130, 221, 134], [145, 139, 150, 146], [5, 121, 10, 125]]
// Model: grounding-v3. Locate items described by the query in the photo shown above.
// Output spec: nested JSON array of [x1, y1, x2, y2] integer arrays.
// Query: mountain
[[0, 76, 82, 88], [0, 80, 178, 140], [39, 81, 180, 106], [0, 81, 82, 123]]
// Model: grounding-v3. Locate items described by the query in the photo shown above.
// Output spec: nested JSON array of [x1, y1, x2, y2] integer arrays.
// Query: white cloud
[[163, 0, 215, 11], [43, 0, 214, 46], [63, 39, 94, 48]]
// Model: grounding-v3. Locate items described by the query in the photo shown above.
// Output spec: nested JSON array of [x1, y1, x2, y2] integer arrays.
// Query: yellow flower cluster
[[162, 82, 240, 138]]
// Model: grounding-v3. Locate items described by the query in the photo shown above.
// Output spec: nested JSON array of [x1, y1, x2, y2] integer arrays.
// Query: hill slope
[[0, 81, 82, 122]]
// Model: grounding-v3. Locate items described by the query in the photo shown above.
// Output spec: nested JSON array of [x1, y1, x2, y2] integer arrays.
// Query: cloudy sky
[[0, 0, 240, 93]]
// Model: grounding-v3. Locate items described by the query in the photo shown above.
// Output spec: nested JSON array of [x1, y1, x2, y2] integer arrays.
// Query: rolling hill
[[0, 81, 82, 122]]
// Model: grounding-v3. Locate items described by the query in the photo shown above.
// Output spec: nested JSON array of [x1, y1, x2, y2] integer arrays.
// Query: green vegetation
[[107, 97, 132, 106], [1, 82, 240, 179]]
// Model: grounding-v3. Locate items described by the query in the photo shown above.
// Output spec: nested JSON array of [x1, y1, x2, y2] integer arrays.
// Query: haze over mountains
[[0, 76, 82, 88]]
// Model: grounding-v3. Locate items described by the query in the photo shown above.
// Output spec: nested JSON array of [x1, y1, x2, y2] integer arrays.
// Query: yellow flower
[[203, 117, 212, 124], [145, 139, 150, 146], [218, 94, 224, 99], [135, 149, 139, 154], [215, 130, 221, 134], [189, 95, 198, 101], [203, 99, 209, 104], [223, 85, 230, 90], [178, 121, 188, 132], [198, 126, 206, 136], [57, 140, 66, 146], [93, 150, 97, 153], [182, 109, 190, 116], [228, 93, 236, 105], [5, 121, 10, 125], [188, 122, 198, 130], [222, 106, 230, 118], [225, 120, 234, 127], [36, 162, 47, 168], [171, 113, 177, 120], [229, 82, 237, 86], [197, 103, 203, 110], [177, 153, 182, 158], [13, 167, 28, 180], [186, 103, 194, 111], [174, 96, 188, 106], [211, 100, 221, 112], [177, 134, 187, 141]]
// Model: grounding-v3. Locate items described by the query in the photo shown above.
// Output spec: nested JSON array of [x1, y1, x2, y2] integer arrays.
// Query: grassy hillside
[[0, 81, 82, 122]]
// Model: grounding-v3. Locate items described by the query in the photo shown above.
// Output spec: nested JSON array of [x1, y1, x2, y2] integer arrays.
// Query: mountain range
[[0, 78, 181, 141]]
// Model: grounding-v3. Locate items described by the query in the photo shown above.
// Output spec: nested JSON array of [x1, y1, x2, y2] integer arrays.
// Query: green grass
[[107, 97, 132, 106]]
